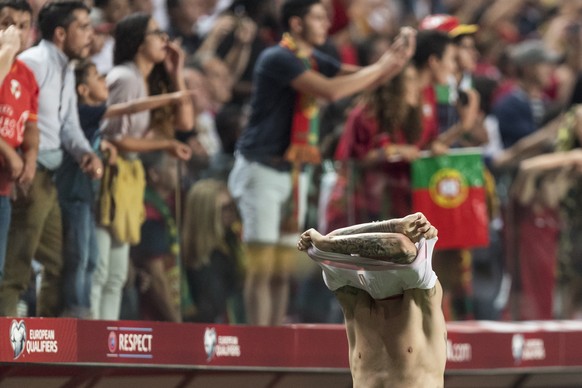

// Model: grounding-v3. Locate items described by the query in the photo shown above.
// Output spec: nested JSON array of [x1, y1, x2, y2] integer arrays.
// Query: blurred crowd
[[1, 0, 582, 325]]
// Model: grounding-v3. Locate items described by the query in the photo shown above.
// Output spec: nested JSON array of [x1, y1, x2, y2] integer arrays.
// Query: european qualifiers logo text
[[9, 320, 58, 359]]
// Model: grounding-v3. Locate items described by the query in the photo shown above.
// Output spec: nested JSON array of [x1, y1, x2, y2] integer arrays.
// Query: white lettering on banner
[[522, 339, 546, 361], [447, 339, 472, 362], [512, 334, 546, 363], [26, 340, 58, 353], [29, 329, 55, 340], [215, 335, 241, 357], [24, 329, 58, 353], [118, 333, 153, 353]]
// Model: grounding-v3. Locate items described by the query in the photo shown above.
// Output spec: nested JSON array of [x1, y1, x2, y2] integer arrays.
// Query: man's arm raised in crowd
[[291, 28, 416, 102]]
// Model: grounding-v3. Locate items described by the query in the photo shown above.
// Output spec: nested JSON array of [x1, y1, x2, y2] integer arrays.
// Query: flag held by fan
[[411, 149, 489, 249]]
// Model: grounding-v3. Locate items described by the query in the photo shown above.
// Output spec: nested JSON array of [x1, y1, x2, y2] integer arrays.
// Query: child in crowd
[[182, 179, 246, 323], [130, 151, 182, 322], [56, 59, 192, 318]]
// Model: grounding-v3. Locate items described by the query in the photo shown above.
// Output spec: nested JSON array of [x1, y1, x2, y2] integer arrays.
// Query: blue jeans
[[0, 196, 11, 283], [60, 200, 98, 316]]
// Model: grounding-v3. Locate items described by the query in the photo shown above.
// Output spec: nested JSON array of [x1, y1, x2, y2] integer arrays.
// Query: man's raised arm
[[327, 212, 437, 243], [300, 229, 418, 264]]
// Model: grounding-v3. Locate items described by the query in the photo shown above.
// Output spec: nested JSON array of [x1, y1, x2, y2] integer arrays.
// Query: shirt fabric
[[308, 238, 438, 300], [0, 59, 39, 196], [333, 103, 413, 219], [100, 61, 150, 141], [421, 86, 440, 148], [56, 104, 107, 202], [236, 45, 341, 159], [493, 88, 543, 149], [18, 40, 93, 170]]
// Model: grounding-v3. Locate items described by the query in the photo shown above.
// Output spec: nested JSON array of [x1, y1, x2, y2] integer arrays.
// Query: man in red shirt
[[0, 0, 39, 282]]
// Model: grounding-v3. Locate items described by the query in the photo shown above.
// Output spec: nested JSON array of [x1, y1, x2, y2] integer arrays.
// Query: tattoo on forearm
[[328, 220, 399, 237], [328, 233, 414, 263]]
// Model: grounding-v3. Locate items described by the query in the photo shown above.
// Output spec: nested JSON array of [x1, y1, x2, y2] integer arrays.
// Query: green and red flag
[[411, 149, 489, 249]]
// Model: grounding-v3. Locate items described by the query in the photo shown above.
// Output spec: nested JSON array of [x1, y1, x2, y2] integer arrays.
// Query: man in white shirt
[[0, 0, 102, 317]]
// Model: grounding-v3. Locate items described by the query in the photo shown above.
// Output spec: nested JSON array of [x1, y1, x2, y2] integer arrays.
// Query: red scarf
[[279, 33, 321, 165]]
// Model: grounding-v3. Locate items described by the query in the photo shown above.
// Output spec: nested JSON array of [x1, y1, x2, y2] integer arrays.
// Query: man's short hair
[[412, 29, 453, 69], [0, 0, 32, 14], [38, 0, 90, 41], [280, 0, 320, 31]]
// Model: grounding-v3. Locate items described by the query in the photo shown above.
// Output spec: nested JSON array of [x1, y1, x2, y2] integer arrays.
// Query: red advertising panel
[[0, 318, 579, 373], [0, 318, 77, 363], [77, 320, 193, 365]]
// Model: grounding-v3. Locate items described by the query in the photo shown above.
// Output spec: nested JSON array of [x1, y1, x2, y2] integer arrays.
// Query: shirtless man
[[297, 212, 446, 388]]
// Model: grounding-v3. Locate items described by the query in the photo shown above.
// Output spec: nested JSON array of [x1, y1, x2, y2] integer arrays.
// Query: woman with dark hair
[[91, 12, 193, 320], [325, 64, 423, 232]]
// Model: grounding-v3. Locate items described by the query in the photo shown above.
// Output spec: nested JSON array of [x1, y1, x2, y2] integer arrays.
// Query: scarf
[[279, 33, 322, 165]]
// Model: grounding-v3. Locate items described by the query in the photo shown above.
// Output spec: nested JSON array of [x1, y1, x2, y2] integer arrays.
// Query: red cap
[[419, 14, 478, 38]]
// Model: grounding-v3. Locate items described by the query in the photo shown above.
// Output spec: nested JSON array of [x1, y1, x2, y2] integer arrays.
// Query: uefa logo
[[204, 328, 217, 361], [10, 320, 26, 359], [108, 331, 117, 353]]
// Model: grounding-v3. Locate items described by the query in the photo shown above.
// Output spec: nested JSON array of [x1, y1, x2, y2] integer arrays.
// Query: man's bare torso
[[335, 280, 446, 388]]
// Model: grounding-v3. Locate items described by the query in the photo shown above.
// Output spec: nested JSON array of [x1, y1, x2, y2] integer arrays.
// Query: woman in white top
[[91, 12, 194, 320]]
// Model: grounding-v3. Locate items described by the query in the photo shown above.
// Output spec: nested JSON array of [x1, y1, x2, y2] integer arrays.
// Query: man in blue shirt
[[228, 0, 415, 326]]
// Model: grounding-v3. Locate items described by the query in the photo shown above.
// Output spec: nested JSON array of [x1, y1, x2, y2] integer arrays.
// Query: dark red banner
[[0, 318, 76, 363], [1, 318, 582, 372]]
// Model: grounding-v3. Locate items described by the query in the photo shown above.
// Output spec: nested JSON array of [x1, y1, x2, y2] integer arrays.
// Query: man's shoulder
[[12, 59, 37, 81], [18, 43, 49, 64], [17, 44, 53, 85], [260, 44, 291, 57], [494, 89, 527, 109]]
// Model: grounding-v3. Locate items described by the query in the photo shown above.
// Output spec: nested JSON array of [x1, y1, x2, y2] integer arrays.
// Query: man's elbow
[[321, 89, 345, 102]]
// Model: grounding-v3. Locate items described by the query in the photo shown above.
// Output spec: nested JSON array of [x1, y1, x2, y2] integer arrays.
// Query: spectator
[[131, 151, 182, 322], [326, 63, 423, 233], [90, 0, 131, 74], [91, 12, 192, 320], [493, 40, 559, 149], [182, 179, 245, 323], [0, 0, 39, 285], [0, 0, 103, 317], [417, 16, 481, 147], [228, 0, 415, 326], [57, 58, 193, 319], [492, 39, 562, 320]]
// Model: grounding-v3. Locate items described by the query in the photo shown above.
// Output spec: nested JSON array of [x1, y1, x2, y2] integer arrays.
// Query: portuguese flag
[[411, 149, 489, 250]]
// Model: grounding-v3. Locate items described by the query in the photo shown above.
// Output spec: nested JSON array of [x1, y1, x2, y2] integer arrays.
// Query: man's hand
[[80, 152, 104, 179], [16, 159, 36, 195], [2, 147, 23, 180], [377, 27, 417, 80], [298, 228, 328, 251], [0, 25, 21, 57], [397, 212, 438, 243]]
